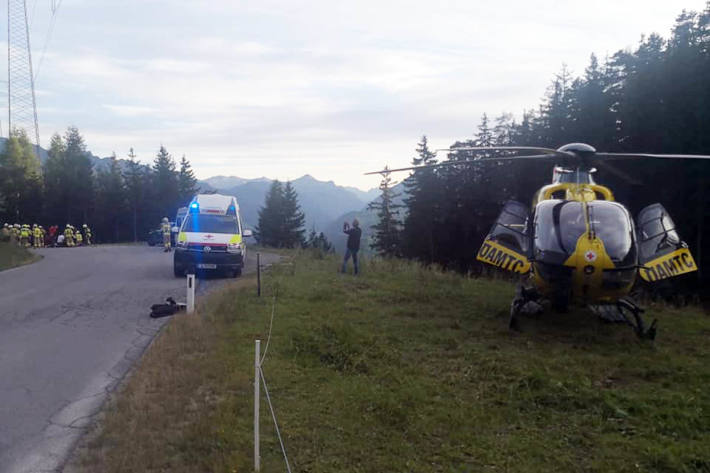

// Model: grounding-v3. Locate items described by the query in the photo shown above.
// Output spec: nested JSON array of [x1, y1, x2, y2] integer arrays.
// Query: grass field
[[0, 242, 40, 271], [68, 251, 710, 473]]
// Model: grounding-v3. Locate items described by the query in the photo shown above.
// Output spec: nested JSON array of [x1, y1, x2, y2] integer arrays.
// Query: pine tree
[[95, 153, 126, 242], [281, 181, 306, 248], [124, 148, 147, 242], [255, 180, 285, 247], [402, 136, 439, 263], [64, 126, 94, 224], [178, 155, 198, 205], [151, 145, 179, 223], [368, 170, 402, 257]]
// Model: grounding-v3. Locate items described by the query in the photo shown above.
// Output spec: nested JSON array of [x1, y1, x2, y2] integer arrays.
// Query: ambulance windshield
[[183, 214, 239, 234]]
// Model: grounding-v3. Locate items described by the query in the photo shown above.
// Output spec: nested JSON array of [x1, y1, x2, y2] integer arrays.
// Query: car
[[147, 222, 177, 246], [173, 194, 252, 278]]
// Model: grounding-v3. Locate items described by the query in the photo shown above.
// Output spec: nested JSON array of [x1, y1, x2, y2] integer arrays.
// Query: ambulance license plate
[[197, 264, 217, 269]]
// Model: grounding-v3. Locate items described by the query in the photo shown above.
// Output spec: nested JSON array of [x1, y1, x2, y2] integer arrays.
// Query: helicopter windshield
[[533, 200, 587, 262], [588, 202, 636, 266]]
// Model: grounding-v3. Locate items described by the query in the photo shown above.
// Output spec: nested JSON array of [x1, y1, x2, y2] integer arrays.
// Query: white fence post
[[186, 273, 195, 314], [255, 339, 261, 471]]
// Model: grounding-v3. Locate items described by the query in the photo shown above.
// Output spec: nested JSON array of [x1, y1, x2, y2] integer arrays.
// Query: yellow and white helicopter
[[369, 143, 710, 339]]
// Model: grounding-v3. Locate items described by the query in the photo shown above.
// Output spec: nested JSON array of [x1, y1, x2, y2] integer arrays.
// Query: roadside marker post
[[257, 252, 261, 297], [186, 273, 195, 314], [255, 339, 261, 471]]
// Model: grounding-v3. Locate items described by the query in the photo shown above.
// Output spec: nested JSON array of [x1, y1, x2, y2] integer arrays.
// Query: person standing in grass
[[341, 219, 362, 275]]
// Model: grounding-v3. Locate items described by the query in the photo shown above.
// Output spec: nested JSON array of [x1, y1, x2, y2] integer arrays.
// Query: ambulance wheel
[[174, 266, 184, 278], [232, 267, 242, 278]]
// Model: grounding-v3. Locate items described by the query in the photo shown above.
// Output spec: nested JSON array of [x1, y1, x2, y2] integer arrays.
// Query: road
[[0, 244, 277, 473]]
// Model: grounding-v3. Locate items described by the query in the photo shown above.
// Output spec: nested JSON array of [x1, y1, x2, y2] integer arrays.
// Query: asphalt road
[[0, 244, 277, 473]]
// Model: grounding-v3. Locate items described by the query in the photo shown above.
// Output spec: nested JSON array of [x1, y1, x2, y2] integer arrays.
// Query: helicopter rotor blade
[[594, 160, 643, 186], [435, 146, 567, 156], [596, 152, 710, 161], [364, 154, 557, 175]]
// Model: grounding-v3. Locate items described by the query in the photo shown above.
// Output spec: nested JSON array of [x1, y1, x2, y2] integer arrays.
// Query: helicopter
[[367, 142, 710, 339]]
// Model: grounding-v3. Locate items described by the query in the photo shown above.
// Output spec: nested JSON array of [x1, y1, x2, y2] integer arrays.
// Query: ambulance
[[173, 194, 252, 277]]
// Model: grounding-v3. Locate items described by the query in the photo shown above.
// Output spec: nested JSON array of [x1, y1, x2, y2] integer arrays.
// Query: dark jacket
[[344, 227, 362, 251]]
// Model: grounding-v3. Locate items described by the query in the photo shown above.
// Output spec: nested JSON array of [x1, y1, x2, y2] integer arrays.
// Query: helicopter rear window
[[588, 202, 636, 265], [534, 201, 587, 259]]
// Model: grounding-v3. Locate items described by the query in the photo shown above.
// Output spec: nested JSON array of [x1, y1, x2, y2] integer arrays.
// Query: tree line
[[370, 4, 710, 295], [0, 126, 199, 242]]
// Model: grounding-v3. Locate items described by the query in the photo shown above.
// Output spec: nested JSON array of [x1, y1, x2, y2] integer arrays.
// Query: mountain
[[343, 186, 380, 205], [323, 181, 408, 254], [202, 176, 249, 189], [214, 174, 370, 232]]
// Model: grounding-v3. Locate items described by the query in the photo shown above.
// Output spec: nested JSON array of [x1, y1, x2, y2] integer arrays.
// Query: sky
[[2, 0, 708, 190]]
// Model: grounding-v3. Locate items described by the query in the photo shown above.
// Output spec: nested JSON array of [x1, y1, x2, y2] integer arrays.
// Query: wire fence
[[255, 277, 293, 472]]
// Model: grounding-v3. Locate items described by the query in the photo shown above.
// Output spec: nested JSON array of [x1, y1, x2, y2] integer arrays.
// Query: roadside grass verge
[[0, 242, 40, 271], [69, 251, 710, 473]]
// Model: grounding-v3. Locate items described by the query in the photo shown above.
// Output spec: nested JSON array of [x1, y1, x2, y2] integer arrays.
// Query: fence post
[[257, 252, 261, 297], [186, 273, 195, 314], [254, 339, 261, 471]]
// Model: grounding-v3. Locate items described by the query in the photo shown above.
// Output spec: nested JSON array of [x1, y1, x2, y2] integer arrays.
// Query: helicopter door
[[636, 203, 697, 282], [476, 200, 531, 274]]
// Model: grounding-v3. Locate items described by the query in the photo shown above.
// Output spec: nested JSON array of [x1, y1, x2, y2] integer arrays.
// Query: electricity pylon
[[7, 0, 40, 151]]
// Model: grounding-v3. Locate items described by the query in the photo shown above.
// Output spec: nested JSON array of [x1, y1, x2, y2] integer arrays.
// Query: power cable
[[33, 0, 62, 83]]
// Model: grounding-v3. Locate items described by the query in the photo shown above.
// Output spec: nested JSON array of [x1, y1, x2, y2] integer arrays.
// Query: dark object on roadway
[[150, 297, 185, 318], [147, 225, 176, 246]]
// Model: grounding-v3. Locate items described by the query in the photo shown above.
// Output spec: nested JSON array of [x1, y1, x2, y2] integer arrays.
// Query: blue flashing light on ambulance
[[173, 194, 252, 278]]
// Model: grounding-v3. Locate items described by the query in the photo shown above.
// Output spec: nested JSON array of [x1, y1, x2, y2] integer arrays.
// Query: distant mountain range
[[197, 174, 383, 236]]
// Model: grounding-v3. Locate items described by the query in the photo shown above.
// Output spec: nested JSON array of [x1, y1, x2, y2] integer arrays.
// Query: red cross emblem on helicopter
[[585, 250, 597, 262]]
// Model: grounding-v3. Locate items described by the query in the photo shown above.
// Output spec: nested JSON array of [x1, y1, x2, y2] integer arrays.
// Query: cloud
[[22, 0, 709, 189]]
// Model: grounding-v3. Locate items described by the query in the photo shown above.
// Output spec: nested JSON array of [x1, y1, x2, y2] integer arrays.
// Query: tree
[[124, 148, 149, 242], [305, 227, 333, 253], [368, 170, 402, 257], [281, 181, 306, 248], [402, 136, 439, 263], [64, 126, 94, 224], [151, 145, 179, 222], [178, 155, 198, 205], [95, 153, 126, 242], [0, 129, 43, 223], [255, 180, 285, 247]]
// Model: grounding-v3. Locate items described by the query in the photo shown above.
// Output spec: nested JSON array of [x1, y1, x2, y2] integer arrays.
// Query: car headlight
[[227, 243, 242, 254], [175, 240, 187, 250]]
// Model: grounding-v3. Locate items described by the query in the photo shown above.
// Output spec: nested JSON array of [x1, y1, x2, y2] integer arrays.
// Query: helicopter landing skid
[[509, 284, 543, 331], [590, 298, 657, 340]]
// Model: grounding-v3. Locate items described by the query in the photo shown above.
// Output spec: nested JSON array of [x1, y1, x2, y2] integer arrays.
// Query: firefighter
[[75, 228, 83, 246], [64, 224, 75, 247], [1, 223, 9, 242], [20, 224, 30, 247], [161, 217, 171, 252], [12, 224, 20, 246], [83, 224, 92, 245], [33, 224, 42, 248], [40, 226, 46, 247]]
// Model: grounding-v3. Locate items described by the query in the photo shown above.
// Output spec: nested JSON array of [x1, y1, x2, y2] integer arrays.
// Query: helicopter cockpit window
[[534, 200, 586, 262], [637, 203, 683, 263], [588, 202, 636, 266], [487, 201, 530, 254]]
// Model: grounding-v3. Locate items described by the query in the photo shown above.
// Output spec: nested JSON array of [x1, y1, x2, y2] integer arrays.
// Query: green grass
[[0, 241, 40, 271], [69, 251, 710, 473]]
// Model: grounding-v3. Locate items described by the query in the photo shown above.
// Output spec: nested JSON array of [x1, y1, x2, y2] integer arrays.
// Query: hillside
[[69, 252, 710, 472]]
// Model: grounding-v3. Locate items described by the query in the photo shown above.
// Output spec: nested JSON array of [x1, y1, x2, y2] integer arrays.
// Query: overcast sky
[[4, 0, 708, 189]]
